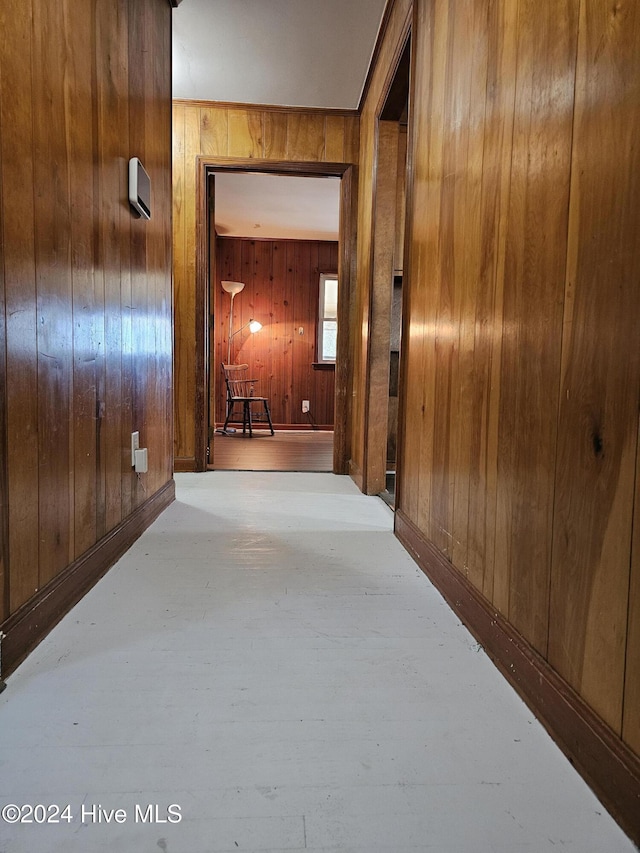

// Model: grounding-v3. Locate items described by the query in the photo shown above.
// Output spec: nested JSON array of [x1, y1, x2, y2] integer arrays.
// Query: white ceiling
[[214, 172, 341, 241], [172, 0, 387, 240], [172, 0, 387, 109]]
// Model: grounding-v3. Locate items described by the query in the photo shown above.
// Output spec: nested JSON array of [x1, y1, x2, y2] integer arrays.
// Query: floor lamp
[[221, 280, 245, 364]]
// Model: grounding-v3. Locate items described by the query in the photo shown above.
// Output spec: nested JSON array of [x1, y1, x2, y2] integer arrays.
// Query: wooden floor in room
[[210, 429, 334, 472]]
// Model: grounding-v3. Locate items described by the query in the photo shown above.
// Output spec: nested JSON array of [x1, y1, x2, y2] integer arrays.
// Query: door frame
[[360, 28, 412, 496], [194, 156, 357, 473]]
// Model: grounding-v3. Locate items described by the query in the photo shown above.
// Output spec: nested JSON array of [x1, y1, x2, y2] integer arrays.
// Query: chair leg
[[264, 400, 274, 435], [223, 402, 232, 432], [247, 401, 253, 437], [242, 402, 248, 435]]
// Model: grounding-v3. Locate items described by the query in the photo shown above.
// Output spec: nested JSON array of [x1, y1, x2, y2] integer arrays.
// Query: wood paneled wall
[[374, 0, 640, 775], [0, 0, 173, 669], [215, 238, 337, 427], [172, 101, 359, 467]]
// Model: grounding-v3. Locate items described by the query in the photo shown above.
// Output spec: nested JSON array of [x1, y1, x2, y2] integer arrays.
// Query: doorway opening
[[194, 160, 355, 474], [382, 41, 410, 507]]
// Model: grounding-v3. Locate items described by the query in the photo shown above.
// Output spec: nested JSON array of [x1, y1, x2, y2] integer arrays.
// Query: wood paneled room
[[0, 0, 638, 850]]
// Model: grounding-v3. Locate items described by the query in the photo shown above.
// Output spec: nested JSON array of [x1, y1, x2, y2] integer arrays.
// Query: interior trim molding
[[174, 458, 197, 473], [394, 509, 640, 847], [196, 157, 356, 475], [0, 480, 176, 680], [172, 98, 359, 118]]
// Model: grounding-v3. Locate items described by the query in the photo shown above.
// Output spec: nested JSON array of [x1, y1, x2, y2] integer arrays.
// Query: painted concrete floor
[[0, 472, 636, 853]]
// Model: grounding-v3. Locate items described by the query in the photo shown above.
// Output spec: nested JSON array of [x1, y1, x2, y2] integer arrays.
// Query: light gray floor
[[0, 472, 636, 853]]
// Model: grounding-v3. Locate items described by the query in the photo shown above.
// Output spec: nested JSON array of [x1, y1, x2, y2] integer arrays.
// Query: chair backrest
[[222, 363, 256, 399]]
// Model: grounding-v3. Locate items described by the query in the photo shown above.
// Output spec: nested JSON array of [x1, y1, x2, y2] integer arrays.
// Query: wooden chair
[[221, 363, 274, 437]]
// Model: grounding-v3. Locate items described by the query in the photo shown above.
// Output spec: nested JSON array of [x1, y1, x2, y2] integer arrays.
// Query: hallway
[[0, 473, 634, 852]]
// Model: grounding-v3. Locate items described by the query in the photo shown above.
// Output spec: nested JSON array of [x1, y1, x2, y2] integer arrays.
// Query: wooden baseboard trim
[[394, 509, 640, 846], [173, 457, 196, 472], [0, 479, 175, 679]]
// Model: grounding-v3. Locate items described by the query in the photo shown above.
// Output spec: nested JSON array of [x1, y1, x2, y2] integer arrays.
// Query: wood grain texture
[[0, 0, 40, 612], [214, 237, 337, 428], [549, 0, 640, 731], [352, 0, 412, 494], [33, 0, 74, 588], [495, 0, 579, 649], [212, 430, 334, 472], [396, 508, 640, 848], [172, 103, 359, 466], [363, 121, 399, 495], [379, 0, 640, 781], [0, 0, 173, 662]]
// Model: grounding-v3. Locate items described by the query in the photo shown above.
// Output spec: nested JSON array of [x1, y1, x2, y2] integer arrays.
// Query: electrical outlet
[[302, 400, 310, 413], [134, 447, 148, 473], [131, 431, 140, 466]]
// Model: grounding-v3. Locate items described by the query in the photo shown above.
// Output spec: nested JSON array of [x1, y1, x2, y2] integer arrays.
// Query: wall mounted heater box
[[128, 157, 151, 220]]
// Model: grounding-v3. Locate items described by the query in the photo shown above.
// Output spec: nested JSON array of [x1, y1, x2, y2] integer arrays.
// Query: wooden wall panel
[[548, 0, 640, 731], [214, 237, 337, 428], [172, 102, 359, 464], [466, 0, 517, 603], [0, 0, 40, 612], [96, 0, 129, 534], [33, 0, 74, 588], [0, 0, 173, 665], [494, 0, 579, 650], [381, 0, 640, 802]]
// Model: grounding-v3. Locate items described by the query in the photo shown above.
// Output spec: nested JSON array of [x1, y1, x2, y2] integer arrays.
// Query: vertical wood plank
[[429, 0, 472, 558], [96, 0, 128, 534], [325, 115, 345, 162], [200, 106, 228, 156], [494, 0, 578, 650], [416, 0, 450, 541], [287, 114, 325, 161], [264, 111, 288, 160], [228, 109, 263, 159], [466, 0, 518, 603], [0, 0, 40, 610], [68, 0, 99, 557], [451, 0, 489, 577], [344, 116, 361, 165], [549, 0, 640, 730], [270, 240, 287, 422], [172, 101, 187, 462], [33, 0, 74, 588]]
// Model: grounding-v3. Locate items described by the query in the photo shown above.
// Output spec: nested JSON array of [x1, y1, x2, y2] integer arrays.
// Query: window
[[317, 273, 338, 363]]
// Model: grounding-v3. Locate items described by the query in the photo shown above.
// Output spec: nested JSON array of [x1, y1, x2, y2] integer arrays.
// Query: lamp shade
[[221, 280, 245, 296], [249, 320, 262, 333]]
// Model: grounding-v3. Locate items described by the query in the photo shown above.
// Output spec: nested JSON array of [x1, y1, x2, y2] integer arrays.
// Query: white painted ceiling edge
[[173, 0, 387, 241], [172, 0, 388, 109]]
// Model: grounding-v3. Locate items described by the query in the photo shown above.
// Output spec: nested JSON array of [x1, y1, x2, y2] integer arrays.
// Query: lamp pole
[[221, 280, 246, 364]]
